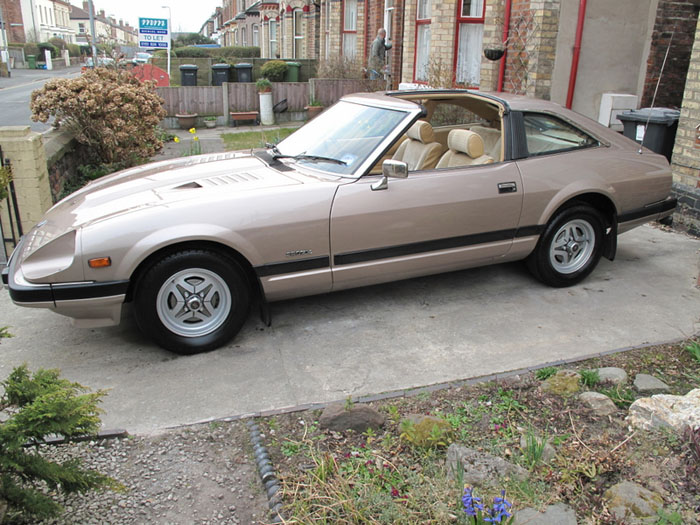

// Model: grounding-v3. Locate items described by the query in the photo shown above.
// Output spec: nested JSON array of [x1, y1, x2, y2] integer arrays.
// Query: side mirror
[[371, 160, 408, 191]]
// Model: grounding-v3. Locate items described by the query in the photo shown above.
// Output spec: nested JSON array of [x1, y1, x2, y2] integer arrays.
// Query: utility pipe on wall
[[566, 0, 588, 109], [497, 0, 513, 92]]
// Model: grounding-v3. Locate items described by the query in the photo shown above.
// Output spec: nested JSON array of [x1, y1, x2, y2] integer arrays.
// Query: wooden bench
[[230, 111, 259, 127]]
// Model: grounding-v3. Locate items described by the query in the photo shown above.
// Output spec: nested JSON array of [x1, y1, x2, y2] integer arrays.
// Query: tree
[[174, 32, 216, 47], [30, 68, 167, 168], [0, 365, 116, 520]]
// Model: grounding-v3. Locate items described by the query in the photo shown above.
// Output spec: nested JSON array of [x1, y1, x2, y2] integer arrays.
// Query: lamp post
[[161, 5, 171, 80]]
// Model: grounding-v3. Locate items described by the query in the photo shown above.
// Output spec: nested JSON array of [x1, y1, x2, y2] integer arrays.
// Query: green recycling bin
[[27, 55, 36, 69], [285, 61, 301, 82]]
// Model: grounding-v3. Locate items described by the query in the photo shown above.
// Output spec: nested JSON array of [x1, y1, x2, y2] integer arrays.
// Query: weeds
[[579, 369, 600, 387], [522, 426, 548, 469], [599, 385, 635, 408], [0, 326, 12, 340], [400, 417, 454, 449], [685, 341, 700, 364], [535, 367, 558, 380]]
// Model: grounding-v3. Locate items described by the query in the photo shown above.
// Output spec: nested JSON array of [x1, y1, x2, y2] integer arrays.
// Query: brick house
[[1, 0, 27, 44]]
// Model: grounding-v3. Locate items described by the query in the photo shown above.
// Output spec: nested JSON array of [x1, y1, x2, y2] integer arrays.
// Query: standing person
[[368, 28, 392, 80]]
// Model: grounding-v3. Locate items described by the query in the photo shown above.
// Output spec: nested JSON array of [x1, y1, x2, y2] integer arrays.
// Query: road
[[0, 67, 81, 131], [1, 224, 698, 435]]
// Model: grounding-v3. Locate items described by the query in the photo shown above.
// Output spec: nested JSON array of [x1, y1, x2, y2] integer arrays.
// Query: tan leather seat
[[392, 121, 443, 171], [436, 129, 494, 169]]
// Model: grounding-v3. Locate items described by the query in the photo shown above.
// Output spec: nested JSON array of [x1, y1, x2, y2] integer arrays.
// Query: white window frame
[[293, 9, 303, 59]]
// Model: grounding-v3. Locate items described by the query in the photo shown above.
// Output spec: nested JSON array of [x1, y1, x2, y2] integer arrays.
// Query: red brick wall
[[642, 0, 700, 108], [502, 0, 531, 94], [1, 0, 26, 43]]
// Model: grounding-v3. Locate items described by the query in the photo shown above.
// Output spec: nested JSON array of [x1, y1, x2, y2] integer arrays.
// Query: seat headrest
[[447, 130, 485, 158], [406, 120, 435, 144]]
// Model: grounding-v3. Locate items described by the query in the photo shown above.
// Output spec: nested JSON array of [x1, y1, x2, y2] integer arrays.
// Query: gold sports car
[[3, 90, 677, 354]]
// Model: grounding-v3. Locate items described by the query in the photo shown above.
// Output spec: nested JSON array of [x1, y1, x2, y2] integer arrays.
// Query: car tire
[[134, 249, 250, 354], [527, 205, 605, 287]]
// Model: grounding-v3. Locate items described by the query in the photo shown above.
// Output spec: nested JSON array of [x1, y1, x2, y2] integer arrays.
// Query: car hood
[[21, 152, 323, 259]]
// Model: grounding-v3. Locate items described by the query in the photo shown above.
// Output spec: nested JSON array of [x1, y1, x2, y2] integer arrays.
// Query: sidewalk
[[0, 65, 82, 90], [153, 122, 304, 161]]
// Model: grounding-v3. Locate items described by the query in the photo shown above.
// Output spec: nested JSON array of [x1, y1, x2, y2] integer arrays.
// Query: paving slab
[[1, 224, 699, 435]]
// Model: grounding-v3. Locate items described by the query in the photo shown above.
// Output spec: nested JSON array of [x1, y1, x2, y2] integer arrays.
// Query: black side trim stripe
[[334, 225, 543, 266], [51, 280, 130, 301], [618, 198, 677, 223], [255, 256, 331, 277]]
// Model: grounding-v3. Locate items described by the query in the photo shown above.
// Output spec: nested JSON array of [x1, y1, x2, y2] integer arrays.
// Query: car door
[[329, 162, 524, 291]]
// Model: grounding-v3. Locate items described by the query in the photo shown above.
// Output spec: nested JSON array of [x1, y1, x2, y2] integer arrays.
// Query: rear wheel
[[134, 250, 250, 354], [527, 205, 604, 287]]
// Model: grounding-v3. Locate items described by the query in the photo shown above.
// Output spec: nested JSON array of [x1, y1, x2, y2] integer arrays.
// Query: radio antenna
[[639, 23, 676, 154]]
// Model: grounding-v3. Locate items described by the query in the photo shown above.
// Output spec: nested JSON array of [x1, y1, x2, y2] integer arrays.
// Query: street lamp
[[161, 6, 171, 80]]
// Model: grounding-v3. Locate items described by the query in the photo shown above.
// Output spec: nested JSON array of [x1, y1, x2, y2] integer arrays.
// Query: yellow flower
[[193, 136, 199, 141], [189, 127, 196, 134], [173, 136, 180, 143]]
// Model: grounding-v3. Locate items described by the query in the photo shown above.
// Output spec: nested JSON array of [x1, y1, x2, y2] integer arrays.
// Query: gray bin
[[234, 63, 253, 83], [617, 108, 680, 162], [211, 63, 231, 86], [179, 64, 198, 86]]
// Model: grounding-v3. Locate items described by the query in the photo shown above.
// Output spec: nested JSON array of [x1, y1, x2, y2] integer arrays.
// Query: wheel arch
[[125, 240, 262, 305], [542, 191, 619, 261]]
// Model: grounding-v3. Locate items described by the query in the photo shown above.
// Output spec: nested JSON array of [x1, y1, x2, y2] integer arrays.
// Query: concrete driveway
[[1, 224, 699, 435]]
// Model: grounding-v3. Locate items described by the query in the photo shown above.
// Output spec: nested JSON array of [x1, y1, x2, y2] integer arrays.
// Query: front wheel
[[134, 250, 250, 354], [527, 205, 605, 287]]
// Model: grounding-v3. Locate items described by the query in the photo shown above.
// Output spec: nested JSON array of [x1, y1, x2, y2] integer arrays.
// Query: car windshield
[[275, 100, 409, 175]]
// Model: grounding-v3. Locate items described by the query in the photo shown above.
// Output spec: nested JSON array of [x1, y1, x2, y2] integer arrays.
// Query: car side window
[[428, 103, 481, 127], [523, 113, 598, 157]]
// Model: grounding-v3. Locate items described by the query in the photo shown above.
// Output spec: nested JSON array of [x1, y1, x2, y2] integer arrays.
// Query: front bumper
[[2, 238, 129, 328]]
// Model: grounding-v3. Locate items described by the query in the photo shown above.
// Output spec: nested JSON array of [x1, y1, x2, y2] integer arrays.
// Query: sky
[[69, 0, 223, 34]]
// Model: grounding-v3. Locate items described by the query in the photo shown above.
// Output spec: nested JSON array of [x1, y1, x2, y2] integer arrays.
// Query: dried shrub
[[30, 68, 166, 167], [316, 56, 365, 79], [427, 56, 455, 89]]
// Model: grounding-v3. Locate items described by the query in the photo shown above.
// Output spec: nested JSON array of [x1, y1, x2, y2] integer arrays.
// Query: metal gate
[[0, 146, 23, 265]]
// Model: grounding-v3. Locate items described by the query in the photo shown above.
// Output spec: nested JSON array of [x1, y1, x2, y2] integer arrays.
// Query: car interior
[[370, 93, 505, 174]]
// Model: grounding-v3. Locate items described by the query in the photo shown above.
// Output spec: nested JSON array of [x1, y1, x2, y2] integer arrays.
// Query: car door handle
[[498, 182, 517, 194]]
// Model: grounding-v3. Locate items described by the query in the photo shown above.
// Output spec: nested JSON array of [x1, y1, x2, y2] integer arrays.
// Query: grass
[[221, 127, 297, 151], [260, 341, 700, 523], [685, 341, 700, 363]]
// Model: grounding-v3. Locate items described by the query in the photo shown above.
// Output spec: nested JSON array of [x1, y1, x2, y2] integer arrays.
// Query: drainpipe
[[565, 0, 588, 109], [497, 0, 512, 92]]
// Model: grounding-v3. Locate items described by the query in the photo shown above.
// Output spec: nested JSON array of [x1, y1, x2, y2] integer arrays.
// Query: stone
[[627, 388, 700, 433], [400, 414, 454, 447], [603, 481, 663, 524], [633, 374, 670, 394], [579, 391, 617, 416], [540, 370, 581, 396], [318, 404, 385, 433], [596, 367, 628, 385], [513, 503, 578, 525], [446, 444, 528, 488], [518, 434, 556, 463]]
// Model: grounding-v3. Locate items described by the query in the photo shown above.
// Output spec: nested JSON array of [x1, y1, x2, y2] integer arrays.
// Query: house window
[[269, 19, 278, 58], [79, 23, 85, 33], [384, 0, 394, 40], [293, 9, 303, 59], [242, 26, 247, 46], [342, 0, 357, 59], [253, 24, 259, 47], [414, 0, 431, 82], [455, 0, 485, 86], [233, 28, 238, 45]]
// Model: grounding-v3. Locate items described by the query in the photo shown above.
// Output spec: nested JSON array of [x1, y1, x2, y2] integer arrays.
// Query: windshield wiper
[[272, 153, 346, 166], [265, 142, 281, 156]]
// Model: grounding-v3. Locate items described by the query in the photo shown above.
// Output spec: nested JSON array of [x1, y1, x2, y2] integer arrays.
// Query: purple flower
[[462, 487, 484, 517]]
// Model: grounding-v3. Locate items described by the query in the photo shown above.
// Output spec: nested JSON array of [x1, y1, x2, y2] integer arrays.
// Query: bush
[[261, 59, 287, 81], [38, 42, 60, 59], [0, 364, 116, 520], [30, 68, 167, 167], [48, 37, 67, 51], [153, 49, 176, 58], [173, 46, 211, 58], [316, 56, 365, 79], [66, 43, 81, 57], [214, 46, 260, 58], [23, 42, 40, 57]]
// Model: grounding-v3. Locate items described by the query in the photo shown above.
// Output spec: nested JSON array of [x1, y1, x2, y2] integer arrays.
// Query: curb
[[246, 419, 284, 523]]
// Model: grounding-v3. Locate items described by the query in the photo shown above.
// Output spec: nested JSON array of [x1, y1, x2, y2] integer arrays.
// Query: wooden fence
[[156, 78, 384, 117]]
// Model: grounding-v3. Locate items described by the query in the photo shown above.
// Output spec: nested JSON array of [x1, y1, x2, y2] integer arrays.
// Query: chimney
[[83, 1, 88, 11], [99, 9, 105, 18], [119, 19, 123, 26]]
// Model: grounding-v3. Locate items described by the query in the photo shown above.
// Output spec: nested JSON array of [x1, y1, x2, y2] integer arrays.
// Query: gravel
[[14, 421, 271, 525]]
